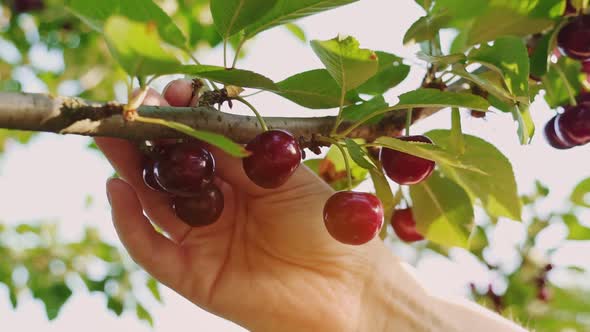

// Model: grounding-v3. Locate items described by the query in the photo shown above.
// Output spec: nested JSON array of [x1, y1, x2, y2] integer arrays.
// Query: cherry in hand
[[558, 15, 590, 60], [323, 191, 384, 245], [380, 135, 436, 185], [391, 208, 424, 243], [154, 142, 215, 196], [242, 130, 302, 189], [173, 185, 224, 227]]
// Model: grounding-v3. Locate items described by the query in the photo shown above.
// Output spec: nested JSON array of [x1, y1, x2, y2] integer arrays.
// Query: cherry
[[391, 208, 424, 243], [556, 104, 590, 145], [558, 15, 590, 60], [173, 185, 224, 227], [323, 191, 384, 245], [143, 159, 166, 192], [544, 116, 575, 149], [154, 142, 215, 196], [242, 130, 302, 189], [380, 135, 436, 185], [12, 0, 44, 13]]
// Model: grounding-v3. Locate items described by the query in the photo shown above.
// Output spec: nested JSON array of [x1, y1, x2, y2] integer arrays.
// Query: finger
[[96, 137, 191, 242], [163, 79, 194, 107], [107, 178, 187, 288]]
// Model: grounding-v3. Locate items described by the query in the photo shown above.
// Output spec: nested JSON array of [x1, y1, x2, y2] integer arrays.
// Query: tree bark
[[0, 92, 440, 144]]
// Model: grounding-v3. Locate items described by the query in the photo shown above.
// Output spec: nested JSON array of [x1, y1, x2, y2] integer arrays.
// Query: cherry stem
[[405, 108, 413, 136], [233, 97, 269, 132], [231, 38, 247, 69], [331, 85, 347, 136]]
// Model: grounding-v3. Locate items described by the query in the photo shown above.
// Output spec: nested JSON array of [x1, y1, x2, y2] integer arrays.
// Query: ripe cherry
[[323, 191, 384, 245], [173, 185, 224, 227], [154, 142, 215, 196], [544, 116, 575, 149], [143, 159, 166, 192], [242, 130, 302, 189], [558, 15, 590, 60], [380, 135, 436, 185], [391, 208, 424, 243], [556, 104, 590, 145]]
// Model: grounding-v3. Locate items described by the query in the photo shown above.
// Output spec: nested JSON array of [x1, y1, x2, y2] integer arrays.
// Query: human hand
[[96, 80, 403, 331]]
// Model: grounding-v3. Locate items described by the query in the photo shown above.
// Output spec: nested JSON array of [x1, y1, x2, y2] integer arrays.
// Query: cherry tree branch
[[0, 92, 440, 144]]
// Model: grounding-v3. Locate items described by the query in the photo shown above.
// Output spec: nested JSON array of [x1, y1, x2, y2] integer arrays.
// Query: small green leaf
[[571, 177, 590, 208], [543, 57, 583, 108], [355, 51, 410, 95], [275, 69, 353, 109], [34, 283, 73, 320], [410, 171, 474, 248], [284, 23, 306, 42], [107, 297, 124, 316], [147, 278, 162, 303], [344, 139, 375, 170], [310, 36, 379, 92], [427, 130, 522, 221], [469, 226, 488, 260], [562, 214, 590, 240], [243, 0, 358, 39], [417, 52, 466, 66], [396, 89, 491, 112], [136, 303, 154, 327], [210, 0, 278, 39], [342, 96, 389, 123], [181, 65, 277, 90], [403, 14, 452, 45]]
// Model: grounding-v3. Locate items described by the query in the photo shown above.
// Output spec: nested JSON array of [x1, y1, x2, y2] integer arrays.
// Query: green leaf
[[243, 0, 358, 39], [66, 0, 186, 48], [310, 36, 379, 92], [571, 177, 590, 208], [284, 23, 306, 42], [562, 214, 590, 240], [355, 51, 410, 95], [136, 303, 154, 327], [410, 171, 474, 248], [403, 13, 452, 45], [344, 139, 375, 170], [396, 88, 491, 112], [417, 52, 467, 66], [469, 226, 488, 259], [342, 96, 389, 124], [210, 0, 278, 39], [181, 65, 276, 90], [529, 31, 553, 79], [468, 37, 530, 99], [83, 277, 107, 292], [34, 283, 73, 320], [543, 57, 583, 108], [107, 297, 124, 316], [275, 69, 353, 109], [104, 16, 181, 76], [427, 130, 522, 220], [146, 278, 162, 303], [138, 117, 249, 157]]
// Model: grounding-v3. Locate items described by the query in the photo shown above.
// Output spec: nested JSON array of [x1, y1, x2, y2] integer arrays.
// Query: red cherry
[[242, 130, 302, 189], [391, 208, 424, 243], [556, 104, 590, 145], [154, 143, 215, 196], [173, 185, 224, 227], [380, 135, 436, 185], [558, 15, 590, 60], [544, 116, 575, 149], [143, 159, 166, 192], [323, 191, 384, 245]]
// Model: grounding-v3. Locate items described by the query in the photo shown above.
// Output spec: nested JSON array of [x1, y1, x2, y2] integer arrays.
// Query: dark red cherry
[[242, 130, 302, 189], [544, 116, 575, 149], [556, 104, 590, 145], [154, 143, 215, 196], [12, 0, 45, 13], [143, 159, 166, 192], [323, 191, 384, 245], [391, 208, 424, 243], [558, 15, 590, 60], [173, 185, 224, 227], [380, 135, 436, 185]]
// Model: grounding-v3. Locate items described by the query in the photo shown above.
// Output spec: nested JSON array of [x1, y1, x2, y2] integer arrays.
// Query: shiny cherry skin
[[173, 185, 224, 227], [558, 15, 590, 60], [323, 191, 384, 245], [556, 104, 590, 145], [544, 116, 575, 149], [143, 158, 167, 192], [380, 135, 436, 185], [154, 143, 215, 196], [391, 208, 424, 243], [242, 130, 302, 189]]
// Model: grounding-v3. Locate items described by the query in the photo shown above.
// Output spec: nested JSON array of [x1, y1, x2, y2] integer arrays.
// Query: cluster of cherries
[[543, 6, 590, 149], [324, 135, 435, 245]]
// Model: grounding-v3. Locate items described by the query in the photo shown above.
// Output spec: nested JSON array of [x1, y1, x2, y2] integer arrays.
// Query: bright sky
[[1, 0, 590, 331]]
